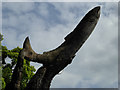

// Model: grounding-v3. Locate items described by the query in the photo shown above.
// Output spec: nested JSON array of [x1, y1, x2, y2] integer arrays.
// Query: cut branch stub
[[22, 37, 37, 61]]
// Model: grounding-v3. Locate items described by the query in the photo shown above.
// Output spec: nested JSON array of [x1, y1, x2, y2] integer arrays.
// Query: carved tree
[[5, 6, 100, 90]]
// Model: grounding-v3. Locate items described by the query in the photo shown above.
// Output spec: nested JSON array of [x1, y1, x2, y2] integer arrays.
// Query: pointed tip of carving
[[94, 6, 101, 11], [23, 36, 31, 49], [95, 6, 100, 9], [26, 36, 29, 40], [91, 6, 101, 15]]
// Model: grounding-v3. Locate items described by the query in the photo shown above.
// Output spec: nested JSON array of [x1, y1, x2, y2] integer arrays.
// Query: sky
[[2, 2, 118, 88]]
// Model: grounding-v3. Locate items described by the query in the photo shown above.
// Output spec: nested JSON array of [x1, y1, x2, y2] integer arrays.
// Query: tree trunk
[[5, 6, 100, 90]]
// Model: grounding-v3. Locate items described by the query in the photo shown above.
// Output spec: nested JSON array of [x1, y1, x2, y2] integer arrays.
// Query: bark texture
[[5, 50, 24, 90], [5, 6, 100, 90]]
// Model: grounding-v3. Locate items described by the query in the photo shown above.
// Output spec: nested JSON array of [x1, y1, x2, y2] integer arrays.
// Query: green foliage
[[2, 77, 6, 89], [2, 36, 36, 89], [21, 60, 36, 89], [2, 64, 12, 84], [0, 33, 3, 41], [0, 33, 3, 56], [2, 46, 8, 63], [0, 67, 2, 90], [0, 33, 3, 57]]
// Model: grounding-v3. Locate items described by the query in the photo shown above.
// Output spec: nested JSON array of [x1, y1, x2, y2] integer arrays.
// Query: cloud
[[2, 2, 34, 14], [2, 2, 118, 88]]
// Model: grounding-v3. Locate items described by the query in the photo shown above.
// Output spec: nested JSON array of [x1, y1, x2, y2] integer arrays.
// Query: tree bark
[[5, 6, 100, 90], [5, 50, 24, 90]]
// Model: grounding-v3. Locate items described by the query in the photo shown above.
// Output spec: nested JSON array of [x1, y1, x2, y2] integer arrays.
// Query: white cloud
[[3, 2, 34, 14], [2, 2, 118, 88], [37, 3, 49, 17], [3, 28, 18, 49], [51, 72, 79, 88]]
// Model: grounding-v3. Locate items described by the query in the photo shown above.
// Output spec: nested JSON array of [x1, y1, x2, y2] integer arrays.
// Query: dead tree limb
[[5, 6, 100, 90], [25, 6, 100, 89], [24, 6, 100, 65]]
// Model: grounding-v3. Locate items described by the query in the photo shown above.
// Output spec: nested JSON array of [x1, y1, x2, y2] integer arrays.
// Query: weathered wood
[[25, 6, 100, 89], [23, 6, 100, 65], [5, 6, 100, 90]]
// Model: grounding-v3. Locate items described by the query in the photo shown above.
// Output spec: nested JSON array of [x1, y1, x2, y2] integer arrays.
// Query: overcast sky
[[2, 2, 118, 88]]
